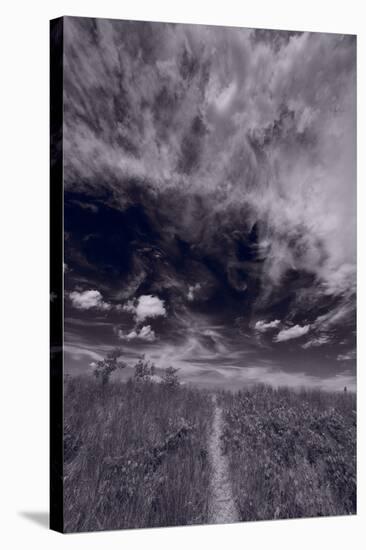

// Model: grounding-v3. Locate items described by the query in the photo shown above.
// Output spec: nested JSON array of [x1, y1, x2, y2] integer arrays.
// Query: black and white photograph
[[51, 15, 356, 534]]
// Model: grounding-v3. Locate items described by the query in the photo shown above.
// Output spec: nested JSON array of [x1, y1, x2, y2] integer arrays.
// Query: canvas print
[[50, 16, 356, 533]]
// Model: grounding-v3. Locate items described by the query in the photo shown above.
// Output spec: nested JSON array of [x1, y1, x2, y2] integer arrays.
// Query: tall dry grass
[[220, 385, 356, 521], [64, 376, 213, 532], [64, 376, 356, 531]]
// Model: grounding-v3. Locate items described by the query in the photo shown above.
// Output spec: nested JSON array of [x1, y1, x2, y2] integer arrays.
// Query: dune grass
[[63, 376, 213, 532], [219, 385, 356, 521], [63, 376, 356, 531]]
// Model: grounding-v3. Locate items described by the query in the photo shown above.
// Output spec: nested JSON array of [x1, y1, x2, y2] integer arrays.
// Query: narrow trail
[[208, 395, 239, 525]]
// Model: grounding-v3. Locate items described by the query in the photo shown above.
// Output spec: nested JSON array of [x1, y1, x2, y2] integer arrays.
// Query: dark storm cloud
[[63, 17, 356, 389]]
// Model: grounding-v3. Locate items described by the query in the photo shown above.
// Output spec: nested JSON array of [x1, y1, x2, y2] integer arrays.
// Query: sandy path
[[208, 395, 239, 524]]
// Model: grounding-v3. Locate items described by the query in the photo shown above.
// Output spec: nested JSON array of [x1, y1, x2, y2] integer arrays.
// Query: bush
[[162, 366, 180, 389], [93, 348, 126, 386], [133, 356, 156, 382]]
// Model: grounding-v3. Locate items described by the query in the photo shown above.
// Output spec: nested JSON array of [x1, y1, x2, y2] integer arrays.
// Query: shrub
[[162, 366, 180, 389], [133, 355, 156, 382], [93, 348, 126, 386]]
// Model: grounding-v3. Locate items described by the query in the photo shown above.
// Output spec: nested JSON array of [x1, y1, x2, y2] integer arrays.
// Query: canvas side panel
[[50, 16, 64, 534]]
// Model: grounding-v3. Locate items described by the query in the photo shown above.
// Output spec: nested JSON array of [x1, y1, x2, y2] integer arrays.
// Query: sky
[[63, 17, 356, 391]]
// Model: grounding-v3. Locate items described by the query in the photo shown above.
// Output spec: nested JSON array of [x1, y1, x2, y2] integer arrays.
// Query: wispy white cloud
[[123, 295, 166, 323], [69, 289, 111, 311], [118, 324, 156, 342], [337, 350, 356, 361], [64, 344, 104, 362], [314, 302, 354, 330], [274, 324, 310, 343], [64, 20, 356, 306], [301, 334, 330, 349], [187, 283, 201, 301], [254, 319, 280, 332]]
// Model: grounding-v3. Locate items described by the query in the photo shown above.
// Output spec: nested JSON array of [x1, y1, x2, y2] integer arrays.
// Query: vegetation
[[63, 366, 213, 532], [219, 385, 356, 521], [161, 366, 180, 389], [133, 355, 156, 382], [64, 356, 356, 532], [93, 348, 126, 386]]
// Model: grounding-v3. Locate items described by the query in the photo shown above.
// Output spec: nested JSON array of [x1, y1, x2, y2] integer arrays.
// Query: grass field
[[63, 374, 356, 532], [63, 375, 213, 532], [220, 385, 356, 521]]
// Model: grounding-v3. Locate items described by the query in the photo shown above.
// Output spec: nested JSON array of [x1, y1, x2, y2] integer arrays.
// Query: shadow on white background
[[19, 511, 49, 529]]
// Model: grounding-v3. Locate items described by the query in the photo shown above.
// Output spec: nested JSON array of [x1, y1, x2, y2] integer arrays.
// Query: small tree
[[133, 355, 156, 382], [162, 366, 180, 389], [93, 348, 126, 386]]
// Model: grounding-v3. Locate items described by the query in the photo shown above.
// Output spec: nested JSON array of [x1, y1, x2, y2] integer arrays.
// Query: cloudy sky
[[63, 17, 356, 391]]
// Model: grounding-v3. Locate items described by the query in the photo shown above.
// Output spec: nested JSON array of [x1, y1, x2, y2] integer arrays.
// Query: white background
[[0, 0, 364, 548]]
